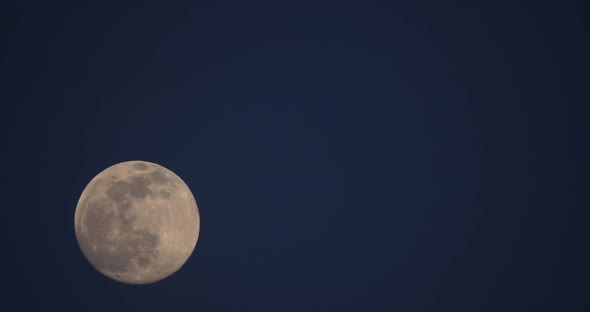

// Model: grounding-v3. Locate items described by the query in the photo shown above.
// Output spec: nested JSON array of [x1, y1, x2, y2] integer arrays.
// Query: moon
[[74, 160, 200, 284]]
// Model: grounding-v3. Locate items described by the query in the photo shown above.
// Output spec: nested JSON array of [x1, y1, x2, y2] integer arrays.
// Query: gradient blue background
[[2, 3, 588, 311]]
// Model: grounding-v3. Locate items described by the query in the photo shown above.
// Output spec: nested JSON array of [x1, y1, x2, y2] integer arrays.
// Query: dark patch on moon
[[133, 163, 149, 170], [119, 198, 131, 211], [159, 190, 171, 198], [81, 199, 137, 273], [148, 170, 168, 184], [99, 245, 133, 273], [128, 176, 151, 198], [81, 205, 160, 273], [85, 199, 115, 239], [133, 229, 160, 268], [81, 188, 161, 274], [105, 176, 154, 200], [120, 212, 135, 232], [105, 181, 130, 201], [137, 257, 151, 267]]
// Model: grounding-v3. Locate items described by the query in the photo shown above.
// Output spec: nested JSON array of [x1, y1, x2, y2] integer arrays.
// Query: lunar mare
[[74, 161, 200, 284]]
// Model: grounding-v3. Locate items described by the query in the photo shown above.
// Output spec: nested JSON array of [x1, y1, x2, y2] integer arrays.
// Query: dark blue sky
[[2, 3, 588, 311]]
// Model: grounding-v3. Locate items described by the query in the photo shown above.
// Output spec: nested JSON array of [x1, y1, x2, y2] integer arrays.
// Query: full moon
[[74, 160, 200, 284]]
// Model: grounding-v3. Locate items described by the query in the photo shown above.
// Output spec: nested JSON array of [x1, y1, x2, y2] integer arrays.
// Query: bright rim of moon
[[74, 160, 200, 284]]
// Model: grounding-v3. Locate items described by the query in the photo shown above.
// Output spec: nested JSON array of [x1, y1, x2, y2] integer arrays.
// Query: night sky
[[2, 3, 588, 311]]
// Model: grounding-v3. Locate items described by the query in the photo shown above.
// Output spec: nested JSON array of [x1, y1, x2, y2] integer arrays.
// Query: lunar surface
[[74, 161, 200, 284]]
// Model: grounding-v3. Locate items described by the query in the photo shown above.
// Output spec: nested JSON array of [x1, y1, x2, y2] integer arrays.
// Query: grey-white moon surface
[[74, 160, 200, 284]]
